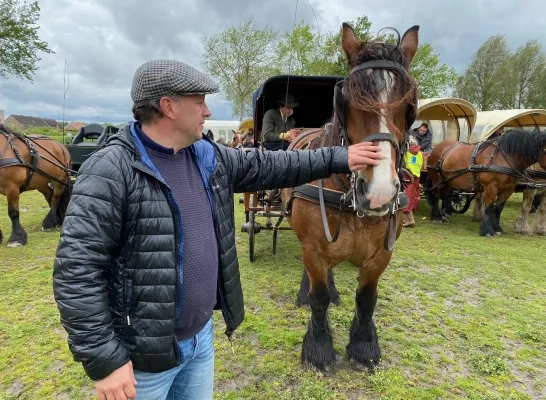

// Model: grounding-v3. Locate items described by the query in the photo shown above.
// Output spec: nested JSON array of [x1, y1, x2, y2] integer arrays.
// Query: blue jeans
[[133, 317, 214, 399]]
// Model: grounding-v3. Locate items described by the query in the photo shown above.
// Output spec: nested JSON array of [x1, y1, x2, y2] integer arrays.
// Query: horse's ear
[[400, 25, 419, 65], [341, 22, 361, 61], [232, 130, 237, 134]]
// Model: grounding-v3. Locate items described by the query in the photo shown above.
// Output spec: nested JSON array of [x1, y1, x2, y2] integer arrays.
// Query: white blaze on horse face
[[358, 70, 398, 211]]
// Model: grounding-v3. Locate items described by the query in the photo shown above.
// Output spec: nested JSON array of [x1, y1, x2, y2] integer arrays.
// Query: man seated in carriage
[[261, 93, 302, 151]]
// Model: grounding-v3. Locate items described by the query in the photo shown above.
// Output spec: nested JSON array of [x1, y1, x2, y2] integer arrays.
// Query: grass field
[[0, 190, 544, 399]]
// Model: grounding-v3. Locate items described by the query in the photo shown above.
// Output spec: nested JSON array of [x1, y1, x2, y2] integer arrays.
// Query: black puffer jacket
[[52, 124, 350, 381]]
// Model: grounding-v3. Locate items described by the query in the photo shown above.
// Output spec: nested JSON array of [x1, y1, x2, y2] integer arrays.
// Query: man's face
[[280, 105, 293, 117], [171, 95, 211, 141], [418, 126, 427, 135]]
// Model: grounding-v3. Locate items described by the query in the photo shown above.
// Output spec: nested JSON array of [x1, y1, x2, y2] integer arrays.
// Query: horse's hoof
[[495, 231, 502, 236], [348, 358, 379, 373], [303, 360, 335, 375], [7, 241, 24, 248]]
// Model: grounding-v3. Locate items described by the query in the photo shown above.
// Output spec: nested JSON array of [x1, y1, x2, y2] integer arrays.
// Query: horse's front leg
[[491, 190, 512, 235], [479, 186, 498, 237], [427, 185, 443, 222], [346, 253, 390, 372], [533, 193, 546, 235], [296, 267, 339, 307], [300, 251, 336, 372], [441, 186, 453, 222], [5, 185, 28, 247], [514, 189, 534, 235]]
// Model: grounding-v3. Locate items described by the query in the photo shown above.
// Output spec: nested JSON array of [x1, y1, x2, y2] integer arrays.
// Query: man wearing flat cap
[[52, 60, 384, 400], [262, 93, 302, 151]]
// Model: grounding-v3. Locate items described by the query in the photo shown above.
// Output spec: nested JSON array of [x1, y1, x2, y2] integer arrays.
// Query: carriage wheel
[[451, 192, 475, 214], [248, 194, 256, 262]]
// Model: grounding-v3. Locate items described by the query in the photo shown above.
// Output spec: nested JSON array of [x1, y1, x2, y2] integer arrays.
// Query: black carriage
[[64, 123, 119, 173], [239, 74, 343, 262]]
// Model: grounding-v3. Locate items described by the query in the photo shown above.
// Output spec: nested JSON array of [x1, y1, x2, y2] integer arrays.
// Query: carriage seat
[[97, 125, 119, 146], [71, 123, 105, 145]]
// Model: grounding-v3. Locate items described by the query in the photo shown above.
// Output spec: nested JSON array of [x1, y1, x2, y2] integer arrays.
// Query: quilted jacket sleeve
[[52, 150, 129, 381], [220, 146, 351, 193]]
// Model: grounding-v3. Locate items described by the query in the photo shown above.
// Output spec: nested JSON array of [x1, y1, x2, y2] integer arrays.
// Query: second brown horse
[[425, 130, 546, 237]]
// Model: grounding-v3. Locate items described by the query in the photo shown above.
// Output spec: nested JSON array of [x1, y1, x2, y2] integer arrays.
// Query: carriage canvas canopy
[[469, 109, 546, 143], [238, 118, 253, 132], [414, 97, 477, 144]]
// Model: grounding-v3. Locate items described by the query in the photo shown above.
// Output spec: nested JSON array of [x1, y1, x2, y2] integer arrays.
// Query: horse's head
[[336, 23, 419, 216]]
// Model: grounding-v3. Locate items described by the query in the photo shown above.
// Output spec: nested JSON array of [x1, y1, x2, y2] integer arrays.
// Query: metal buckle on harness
[[349, 172, 358, 212], [392, 196, 399, 213]]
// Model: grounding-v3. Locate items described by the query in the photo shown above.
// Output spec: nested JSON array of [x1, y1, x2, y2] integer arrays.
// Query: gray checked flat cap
[[131, 60, 219, 101]]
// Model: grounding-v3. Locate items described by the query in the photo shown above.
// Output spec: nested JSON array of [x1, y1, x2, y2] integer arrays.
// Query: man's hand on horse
[[347, 142, 384, 171]]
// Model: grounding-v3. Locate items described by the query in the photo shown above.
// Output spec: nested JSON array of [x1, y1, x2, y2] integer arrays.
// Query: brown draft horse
[[425, 130, 546, 237], [280, 23, 419, 372], [0, 124, 73, 247]]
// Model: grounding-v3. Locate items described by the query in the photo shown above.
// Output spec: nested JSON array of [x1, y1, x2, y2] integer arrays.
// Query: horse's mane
[[496, 129, 546, 165], [320, 29, 416, 149], [0, 123, 26, 139]]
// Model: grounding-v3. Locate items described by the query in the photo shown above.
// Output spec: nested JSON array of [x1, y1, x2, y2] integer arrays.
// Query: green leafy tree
[[273, 19, 325, 75], [0, 0, 54, 81], [275, 17, 457, 97], [454, 35, 510, 110], [526, 64, 546, 108], [508, 40, 545, 108], [410, 43, 457, 98], [202, 19, 278, 120]]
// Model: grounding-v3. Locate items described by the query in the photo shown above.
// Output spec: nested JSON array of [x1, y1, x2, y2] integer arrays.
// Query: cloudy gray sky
[[1, 0, 544, 123]]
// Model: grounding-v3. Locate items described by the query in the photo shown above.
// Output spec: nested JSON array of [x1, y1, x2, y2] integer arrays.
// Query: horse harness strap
[[0, 131, 72, 192], [427, 140, 545, 193]]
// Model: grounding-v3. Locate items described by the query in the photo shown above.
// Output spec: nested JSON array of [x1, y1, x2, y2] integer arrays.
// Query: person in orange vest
[[403, 136, 424, 227]]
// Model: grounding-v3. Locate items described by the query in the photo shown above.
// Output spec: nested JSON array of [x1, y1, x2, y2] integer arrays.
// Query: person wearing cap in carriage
[[409, 122, 432, 155], [261, 92, 303, 151], [52, 59, 385, 400]]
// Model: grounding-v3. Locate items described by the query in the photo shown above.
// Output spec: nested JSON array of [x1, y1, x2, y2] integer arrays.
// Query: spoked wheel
[[451, 192, 475, 214], [248, 193, 256, 262]]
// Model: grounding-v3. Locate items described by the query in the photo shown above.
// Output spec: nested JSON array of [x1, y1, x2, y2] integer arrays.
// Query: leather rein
[[0, 130, 75, 192]]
